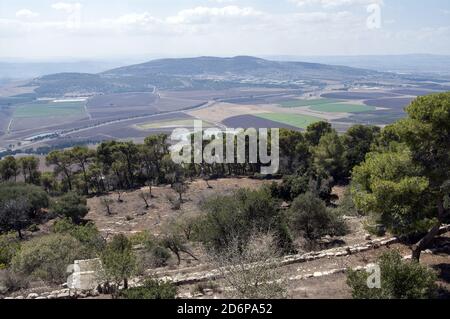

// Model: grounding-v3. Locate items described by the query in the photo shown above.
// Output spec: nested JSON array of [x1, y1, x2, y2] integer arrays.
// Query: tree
[[100, 197, 114, 216], [111, 142, 139, 189], [0, 183, 49, 238], [159, 224, 198, 265], [11, 234, 85, 283], [50, 192, 89, 223], [347, 251, 437, 299], [172, 181, 188, 203], [279, 129, 311, 174], [305, 121, 333, 146], [209, 232, 287, 299], [313, 131, 347, 183], [40, 172, 57, 194], [100, 234, 137, 294], [289, 192, 347, 244], [352, 92, 450, 261], [70, 146, 96, 195], [18, 156, 41, 185], [0, 156, 19, 182], [352, 144, 430, 236], [0, 198, 31, 239], [46, 150, 75, 191], [343, 125, 380, 172], [139, 191, 151, 209]]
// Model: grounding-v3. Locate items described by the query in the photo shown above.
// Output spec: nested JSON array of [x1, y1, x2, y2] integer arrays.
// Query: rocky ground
[[1, 178, 449, 299]]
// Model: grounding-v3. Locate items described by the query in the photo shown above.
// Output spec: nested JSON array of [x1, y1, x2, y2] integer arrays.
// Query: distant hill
[[102, 55, 380, 79], [0, 61, 126, 80], [268, 54, 450, 77], [26, 56, 395, 97]]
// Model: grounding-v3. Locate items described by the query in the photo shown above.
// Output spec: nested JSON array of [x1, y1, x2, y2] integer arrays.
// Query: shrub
[[150, 246, 171, 268], [347, 251, 438, 299], [129, 231, 151, 246], [289, 192, 348, 242], [1, 270, 29, 293], [197, 188, 292, 253], [100, 234, 137, 293], [120, 278, 177, 299], [139, 235, 171, 268], [11, 234, 85, 283], [50, 192, 89, 223], [52, 218, 105, 256], [0, 232, 20, 267]]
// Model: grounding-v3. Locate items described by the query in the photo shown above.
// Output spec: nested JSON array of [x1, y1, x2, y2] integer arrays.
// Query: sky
[[1, 0, 450, 60]]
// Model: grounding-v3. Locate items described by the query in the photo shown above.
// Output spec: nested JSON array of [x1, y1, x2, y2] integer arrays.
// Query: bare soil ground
[[86, 178, 270, 239], [2, 178, 449, 299]]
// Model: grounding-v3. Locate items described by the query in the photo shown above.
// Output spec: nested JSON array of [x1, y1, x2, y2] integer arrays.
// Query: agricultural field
[[135, 119, 216, 130], [255, 113, 322, 129], [363, 97, 415, 109], [278, 98, 340, 108], [309, 103, 376, 113], [321, 92, 400, 100], [222, 114, 299, 130], [13, 100, 86, 118]]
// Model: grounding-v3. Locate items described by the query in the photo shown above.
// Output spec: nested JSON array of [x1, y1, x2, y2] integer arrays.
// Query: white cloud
[[15, 9, 40, 19], [289, 0, 383, 8], [51, 2, 82, 14], [166, 6, 265, 25]]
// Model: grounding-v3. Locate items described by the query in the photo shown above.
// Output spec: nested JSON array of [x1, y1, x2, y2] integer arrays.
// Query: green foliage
[[0, 156, 19, 182], [352, 93, 450, 259], [11, 234, 85, 283], [120, 278, 177, 299], [50, 192, 89, 223], [343, 125, 380, 171], [305, 121, 333, 146], [100, 234, 137, 289], [149, 246, 171, 268], [335, 188, 361, 217], [347, 251, 438, 299], [289, 192, 348, 241], [197, 188, 292, 253], [52, 218, 105, 256], [18, 156, 41, 185], [0, 183, 49, 237], [313, 131, 347, 183], [0, 232, 21, 267], [351, 144, 433, 235]]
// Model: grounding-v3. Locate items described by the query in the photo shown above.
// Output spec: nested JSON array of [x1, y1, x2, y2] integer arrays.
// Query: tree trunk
[[412, 222, 441, 261], [123, 278, 128, 290], [411, 200, 445, 262]]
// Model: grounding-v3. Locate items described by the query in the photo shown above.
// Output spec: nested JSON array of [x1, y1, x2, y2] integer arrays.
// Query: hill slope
[[27, 56, 394, 97]]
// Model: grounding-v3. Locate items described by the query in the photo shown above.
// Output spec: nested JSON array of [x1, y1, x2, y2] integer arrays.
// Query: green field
[[309, 103, 376, 113], [13, 101, 86, 118], [136, 119, 216, 130], [278, 98, 341, 108], [255, 113, 323, 129]]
